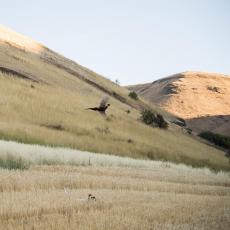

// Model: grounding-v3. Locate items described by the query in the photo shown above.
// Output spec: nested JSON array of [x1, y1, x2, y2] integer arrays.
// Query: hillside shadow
[[186, 114, 230, 137]]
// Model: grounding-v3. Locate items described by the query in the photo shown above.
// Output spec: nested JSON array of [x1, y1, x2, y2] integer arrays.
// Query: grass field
[[0, 26, 229, 171], [0, 141, 229, 229], [0, 71, 229, 171], [0, 26, 230, 230]]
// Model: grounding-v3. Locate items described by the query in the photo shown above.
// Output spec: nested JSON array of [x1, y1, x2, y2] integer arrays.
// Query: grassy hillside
[[0, 26, 229, 171]]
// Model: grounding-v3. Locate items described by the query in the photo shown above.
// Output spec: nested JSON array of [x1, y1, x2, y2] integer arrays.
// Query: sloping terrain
[[0, 25, 229, 170], [128, 72, 230, 136]]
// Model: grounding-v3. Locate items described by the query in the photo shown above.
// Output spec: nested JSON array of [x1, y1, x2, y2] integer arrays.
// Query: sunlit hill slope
[[0, 25, 228, 170], [128, 72, 230, 137]]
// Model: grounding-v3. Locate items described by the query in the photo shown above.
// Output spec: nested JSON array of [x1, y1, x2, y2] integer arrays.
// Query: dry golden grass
[[128, 72, 230, 119], [0, 26, 229, 171], [0, 24, 229, 230], [128, 71, 230, 136], [0, 163, 229, 230], [0, 140, 229, 229], [0, 70, 228, 170]]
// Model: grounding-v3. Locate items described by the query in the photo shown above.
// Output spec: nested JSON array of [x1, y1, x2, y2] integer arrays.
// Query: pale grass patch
[[0, 140, 229, 180], [0, 139, 186, 168]]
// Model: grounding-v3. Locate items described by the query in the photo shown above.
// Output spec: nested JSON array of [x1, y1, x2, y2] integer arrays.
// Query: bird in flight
[[86, 97, 110, 115]]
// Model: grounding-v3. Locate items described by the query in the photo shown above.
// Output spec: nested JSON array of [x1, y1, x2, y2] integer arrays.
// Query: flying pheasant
[[86, 97, 110, 115]]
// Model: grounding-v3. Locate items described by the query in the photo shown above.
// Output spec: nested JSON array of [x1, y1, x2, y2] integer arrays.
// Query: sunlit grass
[[0, 72, 229, 171], [0, 139, 229, 229], [0, 41, 229, 171], [0, 36, 230, 229], [0, 162, 229, 229]]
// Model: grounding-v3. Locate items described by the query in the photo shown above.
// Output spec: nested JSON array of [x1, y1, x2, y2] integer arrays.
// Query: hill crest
[[128, 71, 230, 136]]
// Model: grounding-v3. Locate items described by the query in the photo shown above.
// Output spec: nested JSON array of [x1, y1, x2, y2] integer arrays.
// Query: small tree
[[129, 91, 138, 100], [141, 109, 155, 125], [115, 79, 120, 85], [141, 109, 168, 129], [154, 114, 169, 129]]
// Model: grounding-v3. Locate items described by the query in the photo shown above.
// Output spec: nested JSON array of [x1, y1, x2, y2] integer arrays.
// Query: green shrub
[[199, 131, 230, 149], [141, 109, 155, 125], [155, 114, 169, 129], [141, 109, 168, 129], [128, 91, 138, 100]]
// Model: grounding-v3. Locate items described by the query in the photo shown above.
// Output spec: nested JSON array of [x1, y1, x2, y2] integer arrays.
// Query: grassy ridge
[[0, 38, 229, 170]]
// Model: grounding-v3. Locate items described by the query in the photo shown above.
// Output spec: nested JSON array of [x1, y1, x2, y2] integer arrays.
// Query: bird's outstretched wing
[[99, 96, 109, 109]]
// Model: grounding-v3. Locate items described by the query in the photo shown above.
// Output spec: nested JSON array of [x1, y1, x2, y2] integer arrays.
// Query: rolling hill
[[0, 25, 229, 170], [128, 71, 230, 137]]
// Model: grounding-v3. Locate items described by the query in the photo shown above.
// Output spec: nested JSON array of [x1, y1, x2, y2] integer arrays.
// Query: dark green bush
[[128, 91, 138, 100], [155, 114, 169, 129], [141, 109, 154, 125], [199, 131, 230, 149], [141, 109, 168, 129]]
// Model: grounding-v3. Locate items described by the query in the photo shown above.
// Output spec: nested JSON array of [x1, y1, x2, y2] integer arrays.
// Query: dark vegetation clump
[[127, 138, 133, 143], [141, 109, 155, 125], [128, 91, 138, 100], [199, 131, 230, 149], [155, 114, 169, 129], [186, 128, 192, 134], [0, 154, 30, 170], [172, 117, 186, 127], [115, 79, 120, 85], [141, 109, 168, 129], [207, 86, 221, 93], [40, 123, 64, 131]]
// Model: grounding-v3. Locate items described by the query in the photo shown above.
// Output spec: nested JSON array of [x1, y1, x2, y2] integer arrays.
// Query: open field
[[0, 141, 229, 229], [0, 26, 230, 229]]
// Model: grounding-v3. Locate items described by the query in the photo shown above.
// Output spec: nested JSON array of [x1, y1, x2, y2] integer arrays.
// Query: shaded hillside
[[0, 25, 229, 170], [128, 72, 230, 136]]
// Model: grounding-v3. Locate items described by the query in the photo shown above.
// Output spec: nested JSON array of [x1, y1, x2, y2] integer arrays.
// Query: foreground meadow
[[0, 141, 229, 229]]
